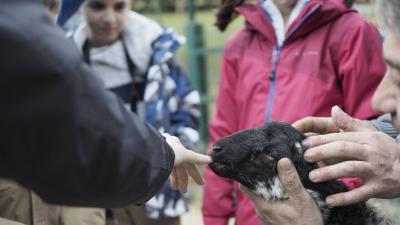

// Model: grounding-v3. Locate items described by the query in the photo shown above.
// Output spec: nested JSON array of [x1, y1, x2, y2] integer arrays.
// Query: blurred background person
[[70, 0, 201, 225], [202, 0, 386, 225]]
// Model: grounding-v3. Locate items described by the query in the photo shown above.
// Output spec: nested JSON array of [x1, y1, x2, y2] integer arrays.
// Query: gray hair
[[377, 0, 400, 36]]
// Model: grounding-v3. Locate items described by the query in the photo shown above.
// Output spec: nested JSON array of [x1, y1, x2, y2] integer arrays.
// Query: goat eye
[[266, 152, 275, 160]]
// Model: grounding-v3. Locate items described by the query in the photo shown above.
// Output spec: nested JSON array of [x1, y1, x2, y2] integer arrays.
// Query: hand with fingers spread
[[293, 106, 379, 187], [303, 131, 400, 207], [163, 133, 212, 193], [292, 106, 377, 135], [241, 158, 324, 225]]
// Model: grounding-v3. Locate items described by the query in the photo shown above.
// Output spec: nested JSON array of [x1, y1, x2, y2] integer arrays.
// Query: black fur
[[209, 122, 393, 225]]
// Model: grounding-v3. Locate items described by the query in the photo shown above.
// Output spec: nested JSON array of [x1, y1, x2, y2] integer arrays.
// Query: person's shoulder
[[125, 11, 163, 38], [327, 10, 381, 46], [223, 27, 254, 55], [1, 1, 49, 41], [333, 10, 378, 33], [0, 1, 82, 66]]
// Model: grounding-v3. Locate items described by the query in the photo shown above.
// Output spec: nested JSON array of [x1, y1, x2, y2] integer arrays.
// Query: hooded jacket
[[202, 1, 385, 225]]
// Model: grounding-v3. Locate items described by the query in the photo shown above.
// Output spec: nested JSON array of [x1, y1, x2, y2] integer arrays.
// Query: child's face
[[83, 0, 131, 47]]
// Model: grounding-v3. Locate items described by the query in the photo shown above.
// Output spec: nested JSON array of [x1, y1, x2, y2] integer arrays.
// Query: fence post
[[186, 0, 210, 147]]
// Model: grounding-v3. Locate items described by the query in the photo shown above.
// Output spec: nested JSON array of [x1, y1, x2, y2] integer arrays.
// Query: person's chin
[[99, 36, 118, 46]]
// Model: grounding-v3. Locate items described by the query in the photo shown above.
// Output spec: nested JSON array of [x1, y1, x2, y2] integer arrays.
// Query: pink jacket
[[202, 1, 386, 225]]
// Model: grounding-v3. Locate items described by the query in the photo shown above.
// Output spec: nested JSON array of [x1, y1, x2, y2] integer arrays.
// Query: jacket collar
[[73, 11, 163, 74], [236, 0, 354, 45], [261, 0, 310, 46]]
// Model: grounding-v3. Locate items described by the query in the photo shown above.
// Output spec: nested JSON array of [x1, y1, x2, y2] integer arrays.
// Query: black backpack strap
[[82, 40, 91, 64], [82, 39, 145, 112], [121, 38, 145, 112]]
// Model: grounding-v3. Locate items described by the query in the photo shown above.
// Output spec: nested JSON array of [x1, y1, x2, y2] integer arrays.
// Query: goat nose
[[212, 145, 223, 152]]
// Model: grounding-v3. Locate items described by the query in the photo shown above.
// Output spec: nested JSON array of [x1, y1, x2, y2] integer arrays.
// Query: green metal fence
[[186, 0, 213, 145]]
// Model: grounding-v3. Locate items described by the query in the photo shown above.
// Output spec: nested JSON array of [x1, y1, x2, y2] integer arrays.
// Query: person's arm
[[202, 47, 238, 225], [0, 0, 211, 208], [241, 159, 324, 225], [338, 17, 386, 120]]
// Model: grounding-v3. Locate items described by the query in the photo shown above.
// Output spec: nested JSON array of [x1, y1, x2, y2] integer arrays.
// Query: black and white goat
[[209, 122, 394, 225]]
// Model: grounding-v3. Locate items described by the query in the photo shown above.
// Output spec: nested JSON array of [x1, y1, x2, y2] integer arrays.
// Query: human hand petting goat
[[294, 106, 400, 207], [235, 107, 400, 225], [241, 158, 324, 225], [163, 133, 212, 193]]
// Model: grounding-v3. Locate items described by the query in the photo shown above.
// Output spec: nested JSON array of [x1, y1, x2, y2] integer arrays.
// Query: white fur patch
[[254, 176, 288, 200], [295, 142, 303, 154]]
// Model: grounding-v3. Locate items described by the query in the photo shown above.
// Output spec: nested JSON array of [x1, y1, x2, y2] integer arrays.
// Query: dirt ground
[[181, 184, 204, 225], [181, 183, 235, 225]]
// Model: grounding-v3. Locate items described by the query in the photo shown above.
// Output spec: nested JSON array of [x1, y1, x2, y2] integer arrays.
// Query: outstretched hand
[[163, 133, 212, 193], [241, 158, 324, 225]]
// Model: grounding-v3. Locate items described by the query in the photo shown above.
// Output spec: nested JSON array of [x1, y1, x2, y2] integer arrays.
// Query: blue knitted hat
[[57, 0, 85, 26]]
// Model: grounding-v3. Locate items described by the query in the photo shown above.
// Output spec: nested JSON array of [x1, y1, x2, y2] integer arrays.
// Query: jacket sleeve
[[0, 1, 174, 208], [202, 48, 238, 225], [369, 114, 399, 139], [338, 18, 386, 119]]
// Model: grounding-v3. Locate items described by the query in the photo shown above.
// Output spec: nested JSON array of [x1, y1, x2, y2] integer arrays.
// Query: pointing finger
[[185, 151, 212, 164]]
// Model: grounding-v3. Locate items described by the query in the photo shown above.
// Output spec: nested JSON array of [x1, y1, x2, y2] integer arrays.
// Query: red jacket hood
[[236, 0, 355, 45]]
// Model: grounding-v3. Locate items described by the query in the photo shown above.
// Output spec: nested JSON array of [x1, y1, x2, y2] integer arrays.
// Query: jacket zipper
[[263, 3, 321, 122], [265, 46, 281, 122]]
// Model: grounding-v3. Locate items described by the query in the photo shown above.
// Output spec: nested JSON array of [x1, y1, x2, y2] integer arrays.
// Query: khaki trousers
[[0, 179, 105, 225], [110, 206, 180, 225], [0, 218, 27, 225]]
